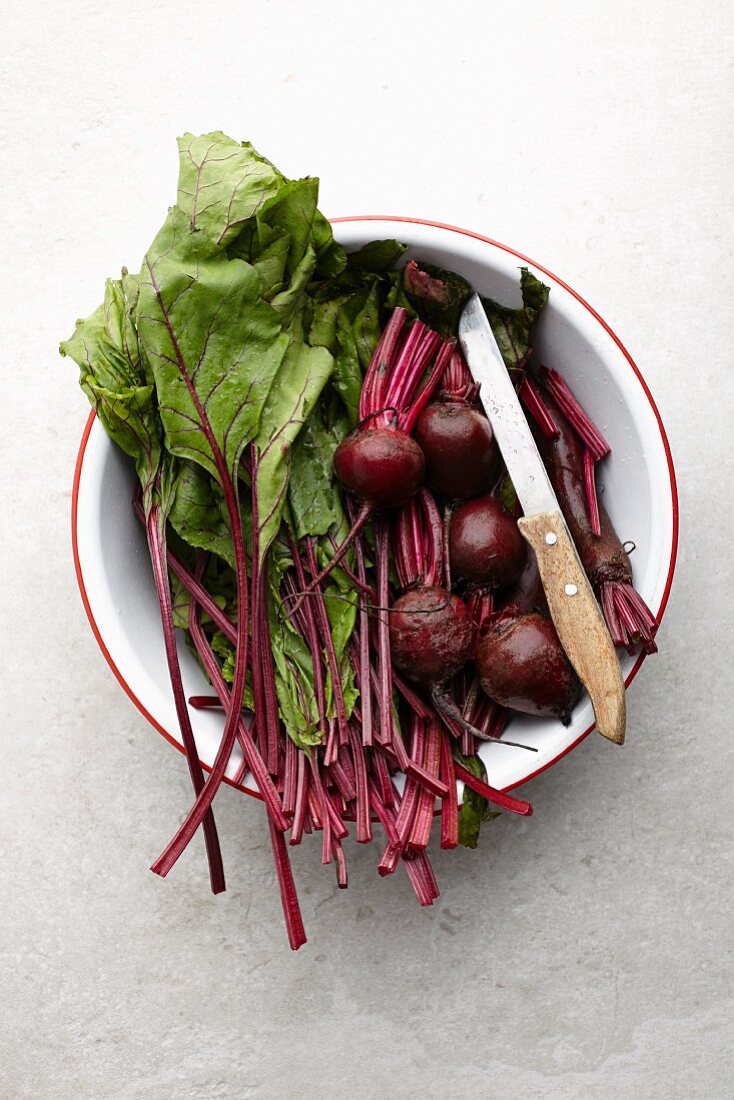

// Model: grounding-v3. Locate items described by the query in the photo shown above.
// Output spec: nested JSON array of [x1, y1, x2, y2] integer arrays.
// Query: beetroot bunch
[[64, 139, 658, 955]]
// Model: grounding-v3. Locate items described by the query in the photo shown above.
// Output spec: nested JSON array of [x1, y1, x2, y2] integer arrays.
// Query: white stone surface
[[1, 1, 732, 1096]]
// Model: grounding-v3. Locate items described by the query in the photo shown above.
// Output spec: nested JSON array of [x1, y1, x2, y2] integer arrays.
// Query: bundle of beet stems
[[61, 132, 658, 950]]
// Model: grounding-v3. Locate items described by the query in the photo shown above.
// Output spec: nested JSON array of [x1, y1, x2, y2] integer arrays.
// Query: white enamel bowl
[[72, 217, 678, 799]]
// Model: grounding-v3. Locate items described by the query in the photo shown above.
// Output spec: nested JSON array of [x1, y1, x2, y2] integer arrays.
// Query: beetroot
[[526, 374, 658, 654], [333, 427, 424, 509], [476, 612, 581, 723], [414, 402, 499, 500], [449, 495, 527, 587], [389, 586, 474, 685]]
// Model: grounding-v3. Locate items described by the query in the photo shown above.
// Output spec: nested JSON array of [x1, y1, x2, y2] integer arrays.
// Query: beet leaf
[[481, 268, 550, 374]]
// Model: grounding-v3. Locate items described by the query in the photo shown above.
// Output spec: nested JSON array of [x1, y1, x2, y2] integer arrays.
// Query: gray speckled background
[[2, 2, 732, 1097]]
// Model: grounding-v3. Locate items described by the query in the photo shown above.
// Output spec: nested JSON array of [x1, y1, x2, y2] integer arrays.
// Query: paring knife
[[459, 293, 626, 745]]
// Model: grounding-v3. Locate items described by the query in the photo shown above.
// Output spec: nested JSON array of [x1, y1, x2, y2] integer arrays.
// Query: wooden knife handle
[[517, 509, 626, 745]]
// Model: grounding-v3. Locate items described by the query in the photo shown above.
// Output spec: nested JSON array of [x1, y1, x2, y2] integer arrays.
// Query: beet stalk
[[144, 497, 225, 895]]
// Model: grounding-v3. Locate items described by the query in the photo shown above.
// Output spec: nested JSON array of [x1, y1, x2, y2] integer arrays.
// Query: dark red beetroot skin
[[532, 390, 632, 588], [449, 495, 527, 588], [413, 403, 499, 500], [476, 612, 581, 723], [333, 428, 425, 510], [497, 549, 548, 617], [389, 586, 474, 685]]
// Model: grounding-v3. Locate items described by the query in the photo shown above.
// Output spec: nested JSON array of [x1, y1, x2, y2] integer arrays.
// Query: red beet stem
[[417, 851, 440, 901], [407, 720, 442, 853], [327, 757, 357, 803], [418, 488, 444, 588], [454, 762, 533, 816], [285, 503, 372, 620], [309, 758, 347, 862], [348, 727, 372, 843], [394, 500, 420, 589], [289, 753, 308, 845], [133, 496, 238, 645], [145, 509, 225, 895], [185, 589, 288, 832], [400, 337, 455, 434], [371, 746, 394, 808], [467, 588, 494, 633], [442, 348, 476, 401], [368, 781, 401, 847], [332, 836, 349, 888], [250, 512, 280, 774], [285, 559, 329, 743], [583, 447, 602, 537], [531, 382, 658, 651], [359, 308, 408, 420], [439, 731, 459, 849], [267, 814, 307, 951], [378, 742, 423, 875], [374, 518, 394, 747], [602, 581, 659, 654], [304, 538, 349, 744], [283, 736, 297, 817], [402, 852, 438, 906], [385, 730, 449, 798], [392, 670, 432, 719], [189, 695, 223, 710], [353, 531, 374, 747], [540, 366, 610, 460], [442, 502, 453, 591], [518, 375, 560, 439], [390, 322, 439, 416]]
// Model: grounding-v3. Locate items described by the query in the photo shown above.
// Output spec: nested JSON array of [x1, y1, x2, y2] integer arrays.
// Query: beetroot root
[[333, 427, 425, 510], [449, 495, 527, 588], [413, 402, 499, 500], [389, 586, 474, 685], [477, 612, 581, 723]]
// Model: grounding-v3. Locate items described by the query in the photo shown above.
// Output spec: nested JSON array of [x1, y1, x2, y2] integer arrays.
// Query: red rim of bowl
[[71, 215, 679, 797]]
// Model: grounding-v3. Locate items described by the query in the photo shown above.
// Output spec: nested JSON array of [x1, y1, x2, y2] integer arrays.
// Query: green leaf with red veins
[[168, 461, 236, 569], [60, 272, 165, 507], [137, 205, 289, 483], [253, 336, 334, 563], [176, 132, 285, 247], [288, 397, 351, 542], [346, 239, 407, 274], [481, 267, 550, 375]]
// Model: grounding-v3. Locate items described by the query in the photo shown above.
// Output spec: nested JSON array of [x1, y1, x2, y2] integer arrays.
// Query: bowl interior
[[73, 218, 677, 794]]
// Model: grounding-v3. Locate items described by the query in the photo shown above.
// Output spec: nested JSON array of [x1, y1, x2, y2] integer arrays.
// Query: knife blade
[[459, 293, 626, 744]]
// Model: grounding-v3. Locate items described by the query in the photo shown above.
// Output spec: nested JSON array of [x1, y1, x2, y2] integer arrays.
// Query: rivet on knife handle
[[517, 509, 626, 745]]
